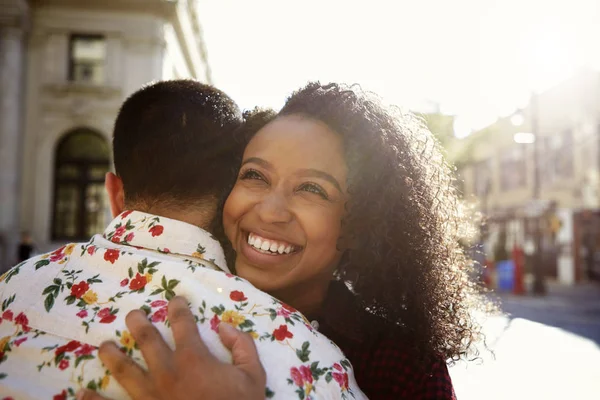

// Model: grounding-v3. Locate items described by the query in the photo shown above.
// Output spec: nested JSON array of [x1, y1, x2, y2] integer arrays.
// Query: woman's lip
[[239, 234, 300, 266]]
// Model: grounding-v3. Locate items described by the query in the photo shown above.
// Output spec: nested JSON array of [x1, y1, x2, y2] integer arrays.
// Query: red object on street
[[483, 260, 494, 288], [512, 245, 525, 295]]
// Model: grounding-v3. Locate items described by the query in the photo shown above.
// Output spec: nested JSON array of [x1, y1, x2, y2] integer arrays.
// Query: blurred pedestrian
[[16, 231, 35, 263]]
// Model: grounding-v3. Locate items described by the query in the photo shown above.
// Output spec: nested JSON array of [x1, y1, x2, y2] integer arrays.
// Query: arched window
[[52, 129, 110, 241]]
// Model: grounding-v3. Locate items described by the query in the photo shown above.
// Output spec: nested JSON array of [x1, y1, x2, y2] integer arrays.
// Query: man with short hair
[[0, 80, 363, 399], [0, 80, 250, 399]]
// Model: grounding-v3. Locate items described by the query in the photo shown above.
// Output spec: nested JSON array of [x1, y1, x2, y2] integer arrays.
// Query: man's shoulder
[[1, 241, 91, 286]]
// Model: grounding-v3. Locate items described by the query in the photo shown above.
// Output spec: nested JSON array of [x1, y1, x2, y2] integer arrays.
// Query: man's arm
[[77, 296, 266, 400]]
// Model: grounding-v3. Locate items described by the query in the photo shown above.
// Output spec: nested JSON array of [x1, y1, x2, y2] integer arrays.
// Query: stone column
[[0, 2, 28, 272]]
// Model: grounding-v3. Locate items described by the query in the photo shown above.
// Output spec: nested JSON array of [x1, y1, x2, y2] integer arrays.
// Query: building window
[[540, 130, 573, 185], [500, 146, 526, 191], [473, 159, 492, 197], [52, 129, 110, 241], [68, 34, 106, 84]]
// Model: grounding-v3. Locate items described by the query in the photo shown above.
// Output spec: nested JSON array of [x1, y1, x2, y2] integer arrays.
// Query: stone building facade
[[0, 0, 211, 271]]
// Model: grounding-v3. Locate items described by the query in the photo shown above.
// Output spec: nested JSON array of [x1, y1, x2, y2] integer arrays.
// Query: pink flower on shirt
[[210, 314, 220, 332], [333, 371, 349, 390], [299, 365, 313, 384], [112, 226, 126, 242], [290, 367, 303, 386], [151, 307, 168, 323], [150, 300, 168, 308]]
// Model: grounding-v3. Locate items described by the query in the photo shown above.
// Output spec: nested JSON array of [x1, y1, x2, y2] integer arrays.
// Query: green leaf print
[[44, 294, 55, 312]]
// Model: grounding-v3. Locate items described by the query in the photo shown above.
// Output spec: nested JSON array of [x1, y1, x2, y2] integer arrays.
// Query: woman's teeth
[[248, 232, 295, 255]]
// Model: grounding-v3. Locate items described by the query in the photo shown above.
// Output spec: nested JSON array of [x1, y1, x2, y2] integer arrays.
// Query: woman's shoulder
[[320, 281, 456, 399], [347, 327, 456, 399]]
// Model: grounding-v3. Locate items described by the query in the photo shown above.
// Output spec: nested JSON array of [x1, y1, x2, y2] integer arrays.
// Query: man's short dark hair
[[113, 80, 243, 207]]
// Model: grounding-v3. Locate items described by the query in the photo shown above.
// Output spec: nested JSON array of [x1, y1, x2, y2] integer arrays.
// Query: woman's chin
[[235, 265, 280, 292]]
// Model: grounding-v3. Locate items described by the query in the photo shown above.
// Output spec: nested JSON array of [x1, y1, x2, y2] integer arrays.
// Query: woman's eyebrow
[[241, 157, 272, 170], [297, 168, 343, 193]]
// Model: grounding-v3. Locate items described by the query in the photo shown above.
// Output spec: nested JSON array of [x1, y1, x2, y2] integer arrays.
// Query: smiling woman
[[224, 115, 348, 317], [216, 82, 491, 399]]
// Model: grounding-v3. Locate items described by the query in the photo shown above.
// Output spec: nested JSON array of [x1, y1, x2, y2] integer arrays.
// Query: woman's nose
[[255, 190, 293, 224]]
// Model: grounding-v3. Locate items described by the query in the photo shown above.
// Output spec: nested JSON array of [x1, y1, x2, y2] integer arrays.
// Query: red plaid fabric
[[319, 282, 457, 399]]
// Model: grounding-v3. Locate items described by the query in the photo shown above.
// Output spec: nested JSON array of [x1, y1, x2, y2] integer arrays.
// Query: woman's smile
[[239, 230, 303, 266]]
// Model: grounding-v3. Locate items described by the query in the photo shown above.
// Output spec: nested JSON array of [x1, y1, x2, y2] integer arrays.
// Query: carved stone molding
[[0, 0, 30, 31], [30, 0, 176, 17], [42, 82, 122, 99]]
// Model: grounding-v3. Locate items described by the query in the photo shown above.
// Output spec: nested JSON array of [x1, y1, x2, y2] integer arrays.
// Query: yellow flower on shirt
[[64, 244, 76, 256], [100, 375, 110, 390], [0, 336, 10, 351], [306, 383, 313, 396], [120, 330, 135, 350], [144, 273, 152, 283], [221, 310, 245, 327], [82, 290, 98, 305]]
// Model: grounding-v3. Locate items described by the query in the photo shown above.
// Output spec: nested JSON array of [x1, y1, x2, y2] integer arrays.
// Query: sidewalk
[[450, 281, 600, 400], [494, 280, 600, 343]]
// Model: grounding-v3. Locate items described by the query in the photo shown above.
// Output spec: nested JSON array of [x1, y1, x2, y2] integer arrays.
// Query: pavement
[[449, 281, 600, 400]]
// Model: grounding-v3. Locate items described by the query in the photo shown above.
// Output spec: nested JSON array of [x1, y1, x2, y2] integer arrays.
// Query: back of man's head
[[113, 80, 243, 212]]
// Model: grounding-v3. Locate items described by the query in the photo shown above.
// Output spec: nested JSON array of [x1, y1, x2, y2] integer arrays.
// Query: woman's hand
[[77, 296, 266, 400]]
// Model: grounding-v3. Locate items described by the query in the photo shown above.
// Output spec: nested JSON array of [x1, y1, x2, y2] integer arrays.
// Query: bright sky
[[198, 0, 600, 137]]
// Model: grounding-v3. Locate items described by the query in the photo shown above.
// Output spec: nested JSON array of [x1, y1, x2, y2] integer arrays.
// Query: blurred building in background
[[457, 69, 600, 286], [0, 0, 211, 271]]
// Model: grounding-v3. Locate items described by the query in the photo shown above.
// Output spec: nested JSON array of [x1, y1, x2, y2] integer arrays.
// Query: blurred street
[[450, 282, 600, 399]]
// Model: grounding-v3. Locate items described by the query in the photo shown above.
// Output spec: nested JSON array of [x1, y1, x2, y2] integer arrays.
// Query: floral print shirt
[[0, 211, 365, 400]]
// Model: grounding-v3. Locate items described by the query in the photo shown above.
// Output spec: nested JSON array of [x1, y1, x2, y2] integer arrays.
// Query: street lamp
[[512, 95, 547, 295]]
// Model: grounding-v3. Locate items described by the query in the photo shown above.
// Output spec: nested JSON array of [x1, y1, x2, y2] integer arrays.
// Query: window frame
[[68, 33, 106, 84], [51, 129, 110, 241]]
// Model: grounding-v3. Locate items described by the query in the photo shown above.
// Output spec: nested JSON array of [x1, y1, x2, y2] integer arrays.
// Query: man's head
[[106, 80, 243, 228]]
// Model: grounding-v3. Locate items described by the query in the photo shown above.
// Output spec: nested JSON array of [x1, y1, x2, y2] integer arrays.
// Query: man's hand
[[77, 296, 266, 400]]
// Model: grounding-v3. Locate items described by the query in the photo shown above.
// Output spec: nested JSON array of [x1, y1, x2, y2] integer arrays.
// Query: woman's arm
[[77, 296, 266, 400]]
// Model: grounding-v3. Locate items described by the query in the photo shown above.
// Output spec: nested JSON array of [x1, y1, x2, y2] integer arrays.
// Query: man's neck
[[125, 205, 215, 232]]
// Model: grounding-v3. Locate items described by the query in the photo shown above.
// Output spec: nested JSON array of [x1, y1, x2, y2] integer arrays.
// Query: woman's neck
[[269, 278, 332, 320]]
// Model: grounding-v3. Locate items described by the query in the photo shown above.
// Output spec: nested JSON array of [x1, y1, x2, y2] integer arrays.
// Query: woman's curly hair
[[218, 82, 490, 364]]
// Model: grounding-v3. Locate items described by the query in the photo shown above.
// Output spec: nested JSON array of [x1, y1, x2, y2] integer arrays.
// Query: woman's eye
[[240, 169, 265, 181], [298, 183, 329, 200]]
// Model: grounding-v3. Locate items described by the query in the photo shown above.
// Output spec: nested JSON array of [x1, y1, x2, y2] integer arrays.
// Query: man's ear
[[105, 172, 125, 218]]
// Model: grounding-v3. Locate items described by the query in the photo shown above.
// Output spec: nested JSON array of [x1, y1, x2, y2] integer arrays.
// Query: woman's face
[[223, 115, 347, 298]]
